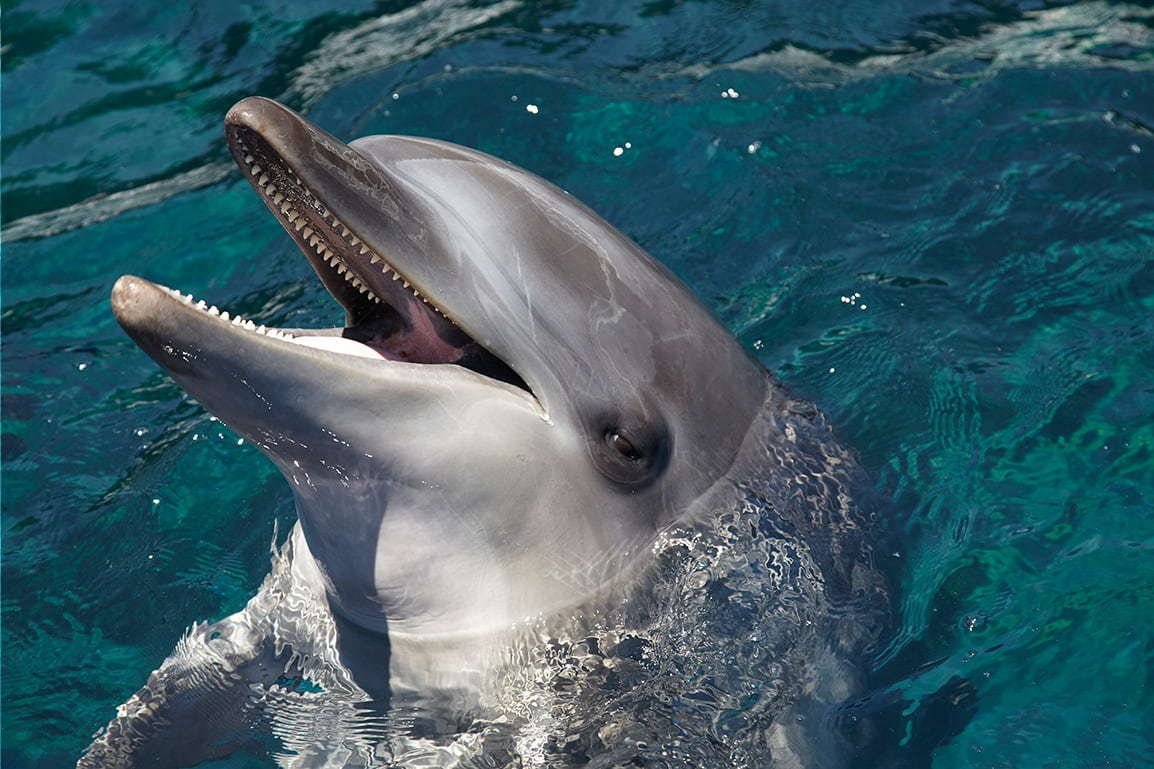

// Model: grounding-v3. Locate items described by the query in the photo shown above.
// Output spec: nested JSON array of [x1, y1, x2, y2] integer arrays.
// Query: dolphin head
[[112, 97, 768, 638]]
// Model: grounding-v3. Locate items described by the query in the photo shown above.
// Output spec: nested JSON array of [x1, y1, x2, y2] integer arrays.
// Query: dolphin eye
[[591, 419, 669, 489], [607, 431, 641, 461]]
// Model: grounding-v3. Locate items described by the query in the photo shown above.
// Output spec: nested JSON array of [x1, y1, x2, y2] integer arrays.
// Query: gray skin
[[80, 98, 879, 769]]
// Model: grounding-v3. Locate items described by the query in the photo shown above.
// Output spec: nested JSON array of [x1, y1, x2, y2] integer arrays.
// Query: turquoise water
[[3, 1, 1153, 766]]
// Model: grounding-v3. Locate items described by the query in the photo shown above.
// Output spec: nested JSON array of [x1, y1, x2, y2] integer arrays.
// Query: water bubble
[[525, 104, 539, 114], [963, 614, 987, 632]]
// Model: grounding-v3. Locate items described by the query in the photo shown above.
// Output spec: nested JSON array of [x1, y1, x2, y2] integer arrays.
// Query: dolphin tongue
[[286, 299, 475, 365]]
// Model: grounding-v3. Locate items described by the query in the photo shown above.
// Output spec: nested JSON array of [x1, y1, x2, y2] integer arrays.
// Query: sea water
[[3, 1, 1152, 767]]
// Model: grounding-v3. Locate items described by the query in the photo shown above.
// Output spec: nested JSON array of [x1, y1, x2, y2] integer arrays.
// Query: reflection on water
[[5, 2, 1149, 243], [3, 1, 1152, 767]]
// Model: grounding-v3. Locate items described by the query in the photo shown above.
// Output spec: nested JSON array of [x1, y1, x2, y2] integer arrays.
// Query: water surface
[[3, 1, 1153, 766]]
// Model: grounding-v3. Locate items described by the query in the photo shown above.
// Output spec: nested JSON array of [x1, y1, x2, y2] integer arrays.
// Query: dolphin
[[82, 97, 886, 769]]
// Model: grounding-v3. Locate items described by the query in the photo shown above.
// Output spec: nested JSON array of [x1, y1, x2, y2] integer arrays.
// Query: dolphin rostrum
[[83, 97, 887, 768]]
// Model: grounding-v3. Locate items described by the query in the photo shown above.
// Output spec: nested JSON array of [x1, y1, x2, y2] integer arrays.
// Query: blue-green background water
[[3, 1, 1153, 766]]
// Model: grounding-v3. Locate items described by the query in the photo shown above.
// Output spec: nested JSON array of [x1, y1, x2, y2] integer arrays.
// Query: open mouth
[[146, 117, 533, 395]]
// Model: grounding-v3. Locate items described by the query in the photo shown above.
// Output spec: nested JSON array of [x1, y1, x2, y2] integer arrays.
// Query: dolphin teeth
[[197, 300, 207, 310], [402, 280, 410, 288], [287, 212, 299, 223], [392, 272, 400, 281], [251, 165, 262, 176], [208, 306, 220, 316], [337, 265, 347, 275], [221, 311, 231, 321], [349, 235, 360, 246], [369, 255, 381, 265], [258, 174, 270, 186], [273, 193, 285, 205], [294, 218, 306, 232], [302, 227, 314, 240], [340, 226, 351, 237], [358, 245, 369, 255], [244, 154, 254, 164]]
